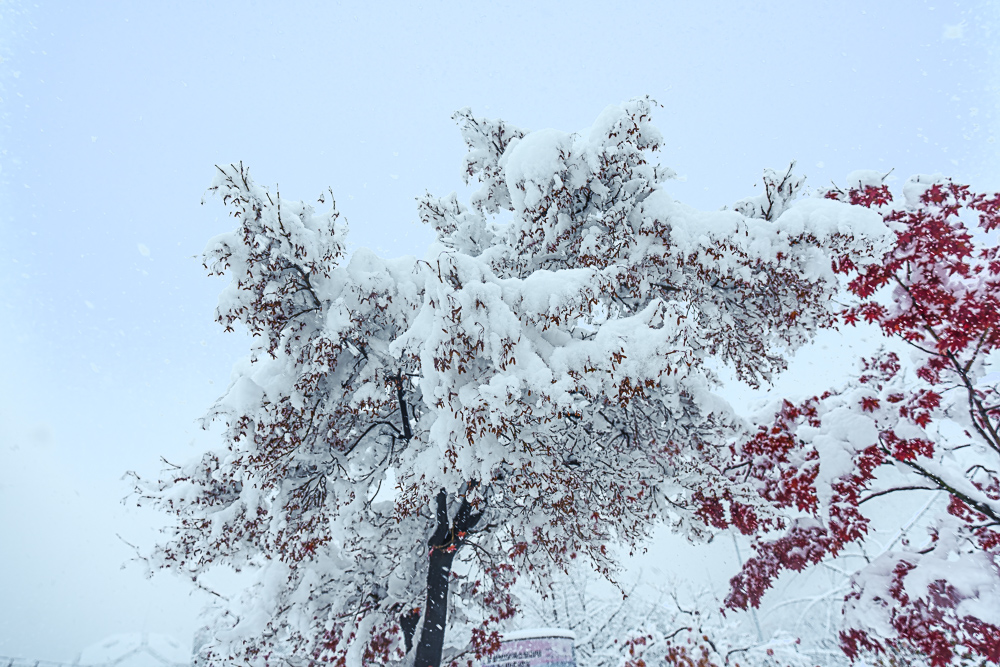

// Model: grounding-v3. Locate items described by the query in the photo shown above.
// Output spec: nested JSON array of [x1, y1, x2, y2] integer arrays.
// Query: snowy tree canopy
[[136, 97, 892, 667]]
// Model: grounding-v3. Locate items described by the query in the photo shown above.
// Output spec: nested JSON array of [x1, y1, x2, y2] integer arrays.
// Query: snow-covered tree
[[713, 175, 1000, 666], [519, 568, 813, 667], [136, 98, 891, 667]]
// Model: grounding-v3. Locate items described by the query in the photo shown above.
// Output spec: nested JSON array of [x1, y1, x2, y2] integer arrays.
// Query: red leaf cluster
[[718, 177, 1000, 666]]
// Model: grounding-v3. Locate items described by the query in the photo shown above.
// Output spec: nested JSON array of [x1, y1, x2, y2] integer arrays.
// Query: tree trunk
[[411, 487, 482, 667]]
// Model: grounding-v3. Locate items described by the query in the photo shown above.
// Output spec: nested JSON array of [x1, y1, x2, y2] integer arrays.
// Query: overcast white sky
[[1, 1, 998, 662]]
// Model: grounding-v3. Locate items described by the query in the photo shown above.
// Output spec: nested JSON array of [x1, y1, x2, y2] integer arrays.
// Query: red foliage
[[718, 177, 1000, 665]]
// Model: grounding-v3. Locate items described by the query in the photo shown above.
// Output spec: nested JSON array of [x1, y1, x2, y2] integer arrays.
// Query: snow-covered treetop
[[137, 98, 892, 666]]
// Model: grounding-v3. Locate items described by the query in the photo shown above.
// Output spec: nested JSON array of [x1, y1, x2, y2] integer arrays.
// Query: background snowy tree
[[713, 175, 1000, 666], [517, 566, 816, 667], [136, 98, 892, 667]]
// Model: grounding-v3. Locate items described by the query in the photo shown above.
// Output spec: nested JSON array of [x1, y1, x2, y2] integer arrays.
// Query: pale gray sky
[[1, 1, 998, 661]]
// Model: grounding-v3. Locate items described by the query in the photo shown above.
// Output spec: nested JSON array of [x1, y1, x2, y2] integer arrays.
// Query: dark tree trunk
[[415, 536, 457, 667], [411, 487, 482, 667], [401, 607, 421, 654]]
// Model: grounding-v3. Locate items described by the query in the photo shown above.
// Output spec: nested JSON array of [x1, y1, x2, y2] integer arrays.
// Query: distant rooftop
[[1, 633, 188, 667]]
